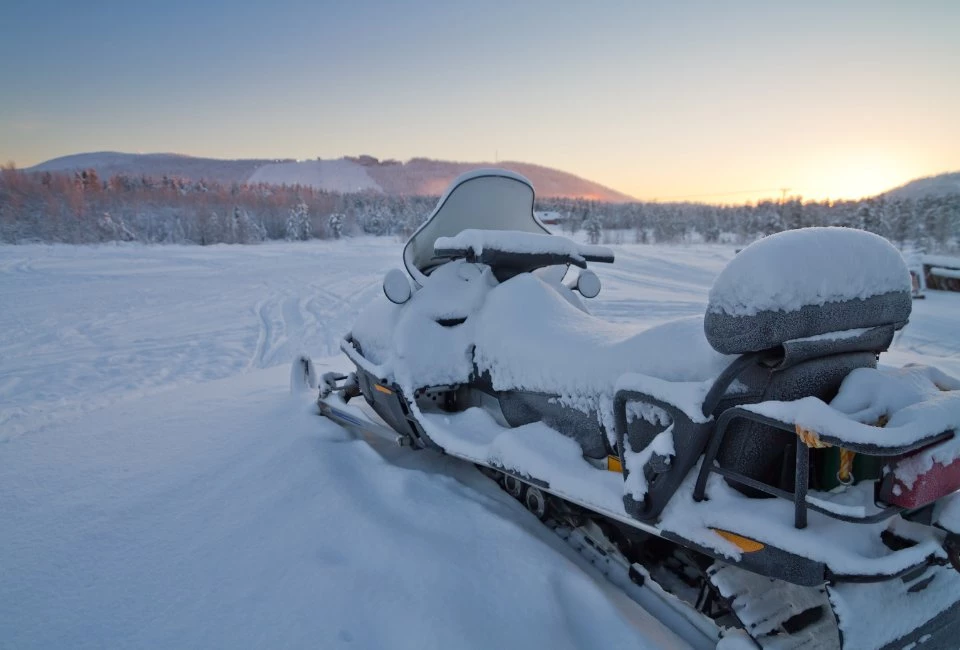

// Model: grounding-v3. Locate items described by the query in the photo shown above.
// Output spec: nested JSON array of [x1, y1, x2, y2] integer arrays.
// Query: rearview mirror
[[575, 270, 601, 299], [383, 269, 412, 304]]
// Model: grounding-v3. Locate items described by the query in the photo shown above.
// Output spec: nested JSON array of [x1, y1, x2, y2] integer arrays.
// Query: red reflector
[[884, 457, 960, 509]]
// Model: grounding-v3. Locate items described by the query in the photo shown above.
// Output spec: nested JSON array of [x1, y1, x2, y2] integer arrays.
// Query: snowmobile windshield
[[403, 169, 549, 285]]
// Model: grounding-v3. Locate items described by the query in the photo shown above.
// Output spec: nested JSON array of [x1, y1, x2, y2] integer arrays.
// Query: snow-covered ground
[[2, 239, 958, 649], [247, 159, 382, 193]]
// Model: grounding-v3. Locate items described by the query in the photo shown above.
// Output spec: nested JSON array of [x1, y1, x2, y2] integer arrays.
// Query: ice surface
[[708, 227, 911, 317]]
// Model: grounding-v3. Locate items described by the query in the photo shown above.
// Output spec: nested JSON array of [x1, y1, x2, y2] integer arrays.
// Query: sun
[[804, 157, 913, 201]]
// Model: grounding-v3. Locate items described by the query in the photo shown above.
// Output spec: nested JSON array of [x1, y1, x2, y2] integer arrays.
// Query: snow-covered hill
[[29, 152, 283, 186], [885, 171, 960, 200], [2, 239, 958, 648], [27, 153, 634, 201]]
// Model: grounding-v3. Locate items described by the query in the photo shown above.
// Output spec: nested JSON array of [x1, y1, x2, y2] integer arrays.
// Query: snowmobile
[[300, 169, 960, 649]]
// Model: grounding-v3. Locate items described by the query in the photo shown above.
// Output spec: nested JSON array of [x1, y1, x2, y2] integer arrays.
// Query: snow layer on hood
[[473, 274, 730, 402], [350, 260, 493, 391], [435, 229, 613, 265], [708, 227, 911, 317]]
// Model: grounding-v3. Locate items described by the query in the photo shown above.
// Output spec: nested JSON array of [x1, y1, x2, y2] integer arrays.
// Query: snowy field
[[2, 239, 959, 649]]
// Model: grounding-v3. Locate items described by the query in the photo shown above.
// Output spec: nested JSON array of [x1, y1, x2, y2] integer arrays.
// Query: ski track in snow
[[1, 238, 959, 649]]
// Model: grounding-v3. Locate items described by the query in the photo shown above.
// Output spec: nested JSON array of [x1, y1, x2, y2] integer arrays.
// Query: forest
[[1, 166, 958, 253]]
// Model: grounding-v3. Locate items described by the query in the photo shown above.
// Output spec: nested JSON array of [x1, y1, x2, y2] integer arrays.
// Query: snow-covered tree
[[96, 213, 136, 242], [285, 201, 311, 241], [234, 206, 264, 244], [328, 213, 344, 239], [585, 215, 603, 245]]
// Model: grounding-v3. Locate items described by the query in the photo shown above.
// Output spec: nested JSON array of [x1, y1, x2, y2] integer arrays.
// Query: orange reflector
[[712, 529, 765, 553], [374, 383, 393, 395], [607, 455, 623, 473]]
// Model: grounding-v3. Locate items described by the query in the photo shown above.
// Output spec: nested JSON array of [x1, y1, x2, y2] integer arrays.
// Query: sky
[[1, 0, 959, 203]]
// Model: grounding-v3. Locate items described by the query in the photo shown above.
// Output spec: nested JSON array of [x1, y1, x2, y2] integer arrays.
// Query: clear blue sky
[[2, 0, 959, 201]]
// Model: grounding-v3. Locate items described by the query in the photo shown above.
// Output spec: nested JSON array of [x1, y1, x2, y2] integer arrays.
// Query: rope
[[795, 415, 890, 486]]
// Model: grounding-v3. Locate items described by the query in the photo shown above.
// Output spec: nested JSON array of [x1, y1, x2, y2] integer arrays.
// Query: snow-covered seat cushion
[[472, 273, 731, 399], [704, 228, 912, 355]]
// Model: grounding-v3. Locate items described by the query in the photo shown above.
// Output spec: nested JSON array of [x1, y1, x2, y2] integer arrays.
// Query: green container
[[818, 448, 885, 490]]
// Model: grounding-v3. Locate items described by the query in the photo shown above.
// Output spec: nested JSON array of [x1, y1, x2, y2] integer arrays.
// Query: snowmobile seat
[[615, 228, 914, 522]]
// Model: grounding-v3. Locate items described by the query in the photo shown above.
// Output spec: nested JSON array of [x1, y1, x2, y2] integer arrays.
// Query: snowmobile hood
[[403, 169, 549, 286]]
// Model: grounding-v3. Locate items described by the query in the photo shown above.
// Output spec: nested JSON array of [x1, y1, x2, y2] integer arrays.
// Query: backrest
[[713, 351, 880, 493], [703, 228, 913, 494], [704, 227, 912, 355]]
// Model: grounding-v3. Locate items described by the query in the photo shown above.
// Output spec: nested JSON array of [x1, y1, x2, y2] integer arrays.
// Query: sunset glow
[[2, 0, 959, 203]]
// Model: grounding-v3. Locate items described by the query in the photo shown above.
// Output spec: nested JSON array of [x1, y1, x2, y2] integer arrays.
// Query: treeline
[[0, 167, 436, 245], [547, 194, 960, 252], [1, 166, 959, 252]]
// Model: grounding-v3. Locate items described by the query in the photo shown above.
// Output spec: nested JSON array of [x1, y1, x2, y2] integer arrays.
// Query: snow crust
[[708, 227, 911, 317], [435, 229, 613, 264]]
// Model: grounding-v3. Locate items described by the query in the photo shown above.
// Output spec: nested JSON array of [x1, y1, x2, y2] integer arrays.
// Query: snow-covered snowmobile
[[303, 169, 960, 649]]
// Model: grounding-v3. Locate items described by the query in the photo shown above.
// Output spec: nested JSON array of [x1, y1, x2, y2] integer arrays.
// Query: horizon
[[2, 1, 959, 204], [18, 149, 957, 205]]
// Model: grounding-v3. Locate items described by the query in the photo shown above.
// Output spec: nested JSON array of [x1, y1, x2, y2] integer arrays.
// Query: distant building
[[535, 211, 565, 225], [922, 254, 960, 292]]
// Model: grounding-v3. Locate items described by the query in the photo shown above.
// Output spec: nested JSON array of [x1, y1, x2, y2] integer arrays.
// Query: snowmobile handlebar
[[432, 246, 612, 281]]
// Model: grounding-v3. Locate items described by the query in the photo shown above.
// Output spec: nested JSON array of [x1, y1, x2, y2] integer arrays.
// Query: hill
[[28, 152, 634, 202], [884, 171, 960, 200]]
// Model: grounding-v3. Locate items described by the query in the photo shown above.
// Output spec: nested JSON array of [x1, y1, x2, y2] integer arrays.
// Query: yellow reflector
[[712, 529, 764, 553], [374, 383, 393, 395], [607, 455, 623, 473]]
